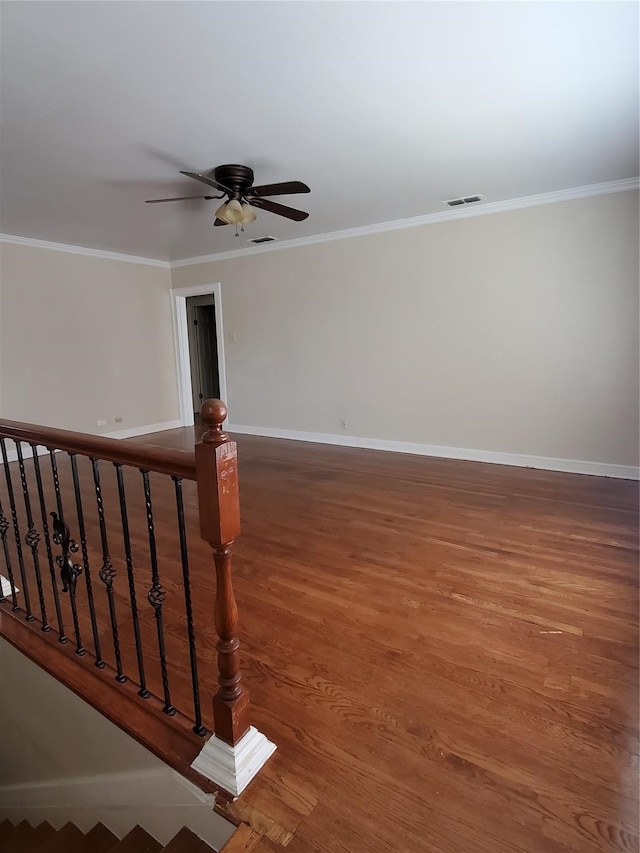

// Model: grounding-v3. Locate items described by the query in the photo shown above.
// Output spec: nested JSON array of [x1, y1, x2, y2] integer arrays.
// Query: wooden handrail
[[0, 418, 197, 480]]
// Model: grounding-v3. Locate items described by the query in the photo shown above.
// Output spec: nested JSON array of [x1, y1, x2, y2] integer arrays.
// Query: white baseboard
[[1, 420, 182, 462], [0, 768, 214, 810], [227, 423, 639, 480], [102, 419, 182, 439]]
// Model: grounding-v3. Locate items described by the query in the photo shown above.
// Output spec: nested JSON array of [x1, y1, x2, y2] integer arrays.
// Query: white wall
[[172, 191, 640, 471], [0, 639, 234, 848], [0, 242, 179, 434]]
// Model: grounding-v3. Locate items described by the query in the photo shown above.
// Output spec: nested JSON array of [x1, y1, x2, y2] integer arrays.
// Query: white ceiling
[[0, 1, 637, 262]]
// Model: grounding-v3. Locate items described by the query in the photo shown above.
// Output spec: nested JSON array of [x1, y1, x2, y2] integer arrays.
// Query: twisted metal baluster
[[0, 492, 19, 610], [16, 443, 49, 630], [70, 454, 104, 667], [49, 450, 84, 654], [32, 448, 67, 642], [1, 438, 33, 620], [173, 476, 206, 735], [141, 469, 175, 715], [91, 459, 126, 683], [115, 464, 149, 697]]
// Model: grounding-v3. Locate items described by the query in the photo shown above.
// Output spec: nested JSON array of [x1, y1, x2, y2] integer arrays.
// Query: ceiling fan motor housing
[[214, 164, 255, 198]]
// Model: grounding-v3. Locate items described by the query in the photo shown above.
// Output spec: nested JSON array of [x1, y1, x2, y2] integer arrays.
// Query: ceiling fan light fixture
[[215, 199, 258, 234]]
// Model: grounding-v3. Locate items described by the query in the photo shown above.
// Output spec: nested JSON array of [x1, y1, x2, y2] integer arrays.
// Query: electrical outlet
[[115, 416, 123, 423], [97, 419, 107, 427], [339, 418, 347, 430]]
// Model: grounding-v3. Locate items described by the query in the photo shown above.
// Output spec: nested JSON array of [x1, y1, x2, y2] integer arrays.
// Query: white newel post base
[[190, 726, 276, 798], [0, 575, 19, 598]]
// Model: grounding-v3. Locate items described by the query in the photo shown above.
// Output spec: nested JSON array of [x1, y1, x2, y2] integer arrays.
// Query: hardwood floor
[[2, 426, 638, 852]]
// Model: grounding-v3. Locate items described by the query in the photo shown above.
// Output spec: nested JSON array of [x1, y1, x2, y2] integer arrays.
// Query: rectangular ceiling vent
[[444, 194, 485, 207], [247, 235, 279, 244]]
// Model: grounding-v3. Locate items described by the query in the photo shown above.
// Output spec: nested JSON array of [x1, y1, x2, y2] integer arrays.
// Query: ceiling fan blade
[[248, 181, 310, 198], [145, 195, 217, 204], [180, 170, 232, 193], [214, 218, 228, 226], [251, 197, 309, 221]]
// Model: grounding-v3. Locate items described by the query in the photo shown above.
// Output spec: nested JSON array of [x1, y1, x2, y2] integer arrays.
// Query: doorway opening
[[171, 281, 227, 428], [186, 294, 220, 417]]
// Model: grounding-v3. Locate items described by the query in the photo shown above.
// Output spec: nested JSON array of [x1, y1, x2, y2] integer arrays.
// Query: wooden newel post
[[195, 399, 251, 747]]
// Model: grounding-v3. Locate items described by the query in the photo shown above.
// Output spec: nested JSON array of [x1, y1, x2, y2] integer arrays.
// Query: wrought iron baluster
[[91, 458, 126, 683], [115, 464, 149, 697], [141, 469, 175, 715], [16, 443, 49, 630], [31, 449, 67, 642], [1, 438, 33, 620], [0, 492, 19, 610], [173, 476, 206, 735], [70, 454, 104, 668], [49, 450, 84, 655]]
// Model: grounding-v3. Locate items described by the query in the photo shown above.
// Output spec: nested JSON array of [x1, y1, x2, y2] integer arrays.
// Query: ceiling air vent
[[444, 194, 485, 207], [247, 236, 279, 244]]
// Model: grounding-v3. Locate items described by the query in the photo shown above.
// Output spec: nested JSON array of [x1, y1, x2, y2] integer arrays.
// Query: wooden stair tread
[[67, 822, 119, 853], [25, 822, 56, 851], [109, 825, 162, 853], [4, 819, 33, 853], [0, 820, 16, 848], [0, 819, 15, 837], [33, 822, 84, 853], [161, 826, 214, 852]]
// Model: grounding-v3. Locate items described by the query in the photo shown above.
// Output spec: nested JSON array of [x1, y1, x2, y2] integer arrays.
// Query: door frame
[[171, 281, 228, 427]]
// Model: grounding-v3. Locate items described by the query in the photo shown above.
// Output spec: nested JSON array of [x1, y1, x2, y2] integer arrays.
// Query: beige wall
[[172, 191, 640, 468], [1, 192, 637, 467], [0, 242, 178, 433]]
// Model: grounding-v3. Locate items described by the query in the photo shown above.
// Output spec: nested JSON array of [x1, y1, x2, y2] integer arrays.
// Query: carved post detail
[[195, 399, 250, 747]]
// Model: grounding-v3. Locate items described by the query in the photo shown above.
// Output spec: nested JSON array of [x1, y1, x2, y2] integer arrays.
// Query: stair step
[[68, 822, 119, 853], [109, 825, 162, 853], [162, 827, 214, 852], [4, 819, 33, 852], [25, 822, 56, 851], [33, 822, 84, 853], [0, 820, 16, 846], [0, 819, 15, 836]]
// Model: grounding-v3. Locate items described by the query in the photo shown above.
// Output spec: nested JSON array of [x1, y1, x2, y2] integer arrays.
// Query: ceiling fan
[[145, 164, 310, 235]]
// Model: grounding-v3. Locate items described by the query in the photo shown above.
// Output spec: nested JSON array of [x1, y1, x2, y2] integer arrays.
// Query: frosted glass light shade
[[215, 201, 230, 222], [215, 199, 244, 224], [225, 199, 244, 224], [240, 203, 257, 224]]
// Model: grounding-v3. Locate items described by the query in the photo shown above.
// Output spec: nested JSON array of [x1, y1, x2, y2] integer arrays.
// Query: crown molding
[[170, 176, 640, 268], [1, 177, 637, 270], [0, 233, 171, 268]]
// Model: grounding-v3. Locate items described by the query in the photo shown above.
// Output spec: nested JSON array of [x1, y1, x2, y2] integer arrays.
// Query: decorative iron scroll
[[50, 511, 82, 593]]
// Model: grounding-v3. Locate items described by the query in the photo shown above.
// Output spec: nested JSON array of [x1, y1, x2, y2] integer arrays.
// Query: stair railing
[[0, 399, 250, 749]]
